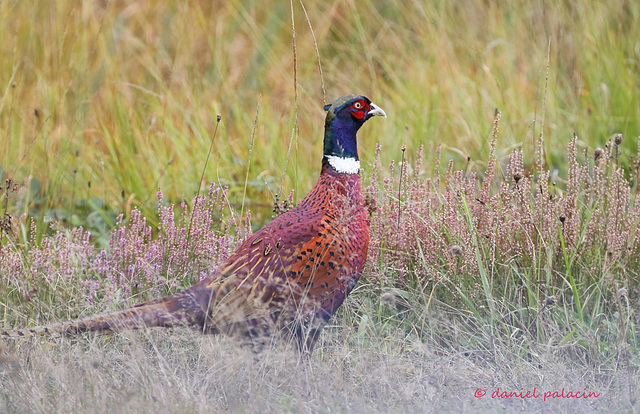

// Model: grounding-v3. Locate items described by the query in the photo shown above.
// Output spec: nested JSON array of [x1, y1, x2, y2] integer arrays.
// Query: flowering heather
[[365, 126, 639, 315], [0, 183, 247, 321], [0, 130, 638, 329]]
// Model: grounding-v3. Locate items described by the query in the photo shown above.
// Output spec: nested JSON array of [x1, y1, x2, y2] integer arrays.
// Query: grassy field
[[1, 0, 639, 412]]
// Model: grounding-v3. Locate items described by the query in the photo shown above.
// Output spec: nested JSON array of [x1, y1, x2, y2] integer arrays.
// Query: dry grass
[[1, 308, 632, 414]]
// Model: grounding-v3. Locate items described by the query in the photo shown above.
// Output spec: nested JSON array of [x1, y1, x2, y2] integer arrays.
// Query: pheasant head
[[323, 94, 386, 174]]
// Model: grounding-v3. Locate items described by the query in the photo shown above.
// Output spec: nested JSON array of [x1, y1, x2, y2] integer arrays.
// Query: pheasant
[[1, 94, 386, 353]]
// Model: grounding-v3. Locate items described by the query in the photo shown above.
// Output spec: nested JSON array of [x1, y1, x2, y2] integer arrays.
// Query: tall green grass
[[1, 0, 639, 236]]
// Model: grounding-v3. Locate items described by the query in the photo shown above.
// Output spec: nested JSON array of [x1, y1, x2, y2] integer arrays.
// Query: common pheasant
[[1, 94, 386, 353]]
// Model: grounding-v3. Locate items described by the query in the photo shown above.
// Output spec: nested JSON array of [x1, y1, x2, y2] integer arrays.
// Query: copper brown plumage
[[1, 94, 386, 353]]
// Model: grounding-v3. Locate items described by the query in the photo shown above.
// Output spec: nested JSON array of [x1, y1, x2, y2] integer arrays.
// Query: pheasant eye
[[353, 102, 363, 109]]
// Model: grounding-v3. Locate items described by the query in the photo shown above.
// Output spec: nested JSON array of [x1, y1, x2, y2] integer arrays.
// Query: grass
[[1, 0, 639, 231], [0, 321, 631, 413], [1, 0, 640, 413]]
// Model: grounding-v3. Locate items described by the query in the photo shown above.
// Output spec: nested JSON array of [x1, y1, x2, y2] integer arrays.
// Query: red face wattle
[[348, 100, 371, 120]]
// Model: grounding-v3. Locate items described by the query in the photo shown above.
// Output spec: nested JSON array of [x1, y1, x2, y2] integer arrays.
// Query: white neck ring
[[325, 155, 360, 174]]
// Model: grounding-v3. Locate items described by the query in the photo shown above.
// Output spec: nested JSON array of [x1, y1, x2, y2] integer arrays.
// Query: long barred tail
[[1, 297, 185, 339]]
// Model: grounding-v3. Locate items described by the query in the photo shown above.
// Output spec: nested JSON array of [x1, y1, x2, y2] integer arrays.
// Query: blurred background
[[1, 0, 638, 238]]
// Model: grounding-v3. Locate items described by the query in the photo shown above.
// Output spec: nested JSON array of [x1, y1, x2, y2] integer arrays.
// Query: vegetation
[[1, 0, 639, 412]]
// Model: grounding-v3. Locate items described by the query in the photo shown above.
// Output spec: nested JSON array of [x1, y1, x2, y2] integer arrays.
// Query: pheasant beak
[[368, 102, 387, 118]]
